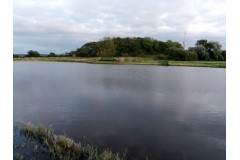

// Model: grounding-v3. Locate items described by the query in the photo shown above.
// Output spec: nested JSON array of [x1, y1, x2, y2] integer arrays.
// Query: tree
[[26, 50, 40, 57], [205, 41, 222, 60], [140, 37, 155, 54], [75, 42, 99, 57], [221, 50, 226, 61], [196, 39, 208, 46], [153, 41, 168, 53], [97, 37, 116, 57], [189, 39, 223, 61], [185, 51, 198, 61], [166, 47, 197, 61], [189, 44, 210, 60], [166, 40, 183, 49], [48, 52, 57, 57]]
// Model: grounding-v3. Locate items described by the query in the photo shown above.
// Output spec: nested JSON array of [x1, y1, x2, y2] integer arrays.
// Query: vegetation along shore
[[13, 37, 226, 68], [13, 57, 225, 68], [14, 123, 126, 160]]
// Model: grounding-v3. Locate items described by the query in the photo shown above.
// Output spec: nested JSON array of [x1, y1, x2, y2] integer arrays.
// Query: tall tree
[[196, 39, 208, 46], [205, 41, 222, 60]]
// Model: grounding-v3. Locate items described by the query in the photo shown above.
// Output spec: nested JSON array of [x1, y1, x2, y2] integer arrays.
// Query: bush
[[166, 48, 198, 61], [186, 51, 198, 61], [166, 48, 185, 60]]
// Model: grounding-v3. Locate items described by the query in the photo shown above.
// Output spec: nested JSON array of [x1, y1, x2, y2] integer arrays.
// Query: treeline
[[14, 37, 226, 61]]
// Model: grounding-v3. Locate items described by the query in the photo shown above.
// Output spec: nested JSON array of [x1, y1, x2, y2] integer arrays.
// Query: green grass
[[100, 57, 116, 61], [168, 61, 226, 68], [18, 122, 125, 160], [13, 57, 226, 68]]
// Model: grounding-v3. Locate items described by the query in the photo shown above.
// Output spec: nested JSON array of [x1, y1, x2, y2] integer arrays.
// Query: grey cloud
[[14, 0, 226, 54]]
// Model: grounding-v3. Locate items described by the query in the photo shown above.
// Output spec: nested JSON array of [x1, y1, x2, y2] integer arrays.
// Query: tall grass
[[19, 122, 125, 160]]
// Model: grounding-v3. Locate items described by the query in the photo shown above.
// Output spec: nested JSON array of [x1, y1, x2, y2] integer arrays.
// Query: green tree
[[185, 50, 198, 61], [47, 52, 57, 57], [189, 39, 223, 60], [26, 50, 40, 57], [166, 40, 183, 49], [98, 37, 116, 57], [221, 50, 226, 61], [140, 37, 155, 54], [205, 41, 222, 60], [166, 47, 197, 61], [153, 41, 168, 54], [189, 44, 210, 60], [196, 39, 208, 46], [166, 48, 186, 60]]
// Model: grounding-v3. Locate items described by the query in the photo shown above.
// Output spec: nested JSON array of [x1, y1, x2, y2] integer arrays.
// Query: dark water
[[13, 62, 226, 160]]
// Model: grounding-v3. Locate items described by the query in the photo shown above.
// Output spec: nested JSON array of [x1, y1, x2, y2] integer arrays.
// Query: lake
[[13, 62, 226, 160]]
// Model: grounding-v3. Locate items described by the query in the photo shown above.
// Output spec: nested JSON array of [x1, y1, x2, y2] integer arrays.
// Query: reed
[[19, 122, 125, 160]]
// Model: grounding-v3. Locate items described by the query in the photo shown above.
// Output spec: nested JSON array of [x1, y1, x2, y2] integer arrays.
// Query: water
[[13, 62, 226, 160]]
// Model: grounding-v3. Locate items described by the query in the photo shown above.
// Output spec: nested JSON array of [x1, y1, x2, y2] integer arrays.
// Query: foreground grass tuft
[[19, 122, 125, 160]]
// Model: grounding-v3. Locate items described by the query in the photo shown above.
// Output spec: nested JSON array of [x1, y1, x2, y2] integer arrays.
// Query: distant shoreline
[[13, 57, 226, 68]]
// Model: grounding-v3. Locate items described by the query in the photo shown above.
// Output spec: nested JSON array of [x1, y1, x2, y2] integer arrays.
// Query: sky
[[13, 0, 226, 54]]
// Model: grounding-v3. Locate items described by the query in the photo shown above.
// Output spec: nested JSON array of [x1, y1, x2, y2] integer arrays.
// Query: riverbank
[[13, 57, 226, 68]]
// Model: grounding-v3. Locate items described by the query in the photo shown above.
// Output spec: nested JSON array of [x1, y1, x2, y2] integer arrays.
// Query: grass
[[13, 56, 226, 68], [100, 57, 116, 61], [168, 61, 226, 68], [18, 122, 125, 160]]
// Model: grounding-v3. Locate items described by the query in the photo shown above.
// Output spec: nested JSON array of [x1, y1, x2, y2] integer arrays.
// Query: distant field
[[13, 57, 226, 68]]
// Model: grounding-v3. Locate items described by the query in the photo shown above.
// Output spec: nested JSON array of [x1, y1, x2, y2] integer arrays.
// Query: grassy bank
[[13, 57, 226, 68], [168, 61, 226, 68], [15, 123, 125, 160]]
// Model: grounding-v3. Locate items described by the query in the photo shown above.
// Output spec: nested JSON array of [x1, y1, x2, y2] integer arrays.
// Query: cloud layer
[[14, 0, 226, 54]]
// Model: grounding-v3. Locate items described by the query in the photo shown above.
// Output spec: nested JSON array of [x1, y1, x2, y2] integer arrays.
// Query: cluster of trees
[[67, 37, 184, 58], [14, 37, 226, 61], [66, 37, 225, 61], [188, 39, 225, 61], [14, 50, 58, 58]]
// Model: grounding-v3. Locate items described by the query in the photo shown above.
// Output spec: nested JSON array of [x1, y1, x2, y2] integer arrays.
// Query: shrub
[[166, 48, 198, 61]]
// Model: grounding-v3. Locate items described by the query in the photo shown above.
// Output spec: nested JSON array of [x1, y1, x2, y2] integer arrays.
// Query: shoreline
[[13, 57, 226, 68]]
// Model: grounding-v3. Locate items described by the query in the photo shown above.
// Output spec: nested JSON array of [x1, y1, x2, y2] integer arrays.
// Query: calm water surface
[[13, 62, 226, 160]]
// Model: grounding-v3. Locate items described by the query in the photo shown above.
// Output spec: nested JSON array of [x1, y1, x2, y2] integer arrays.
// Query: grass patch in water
[[18, 122, 125, 160]]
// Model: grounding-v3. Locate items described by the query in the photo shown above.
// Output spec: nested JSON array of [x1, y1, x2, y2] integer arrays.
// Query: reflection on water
[[14, 62, 226, 160]]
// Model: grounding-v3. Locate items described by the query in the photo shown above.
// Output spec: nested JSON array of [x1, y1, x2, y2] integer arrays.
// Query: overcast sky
[[13, 0, 226, 54]]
